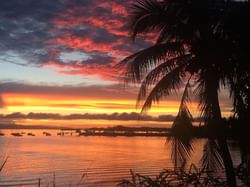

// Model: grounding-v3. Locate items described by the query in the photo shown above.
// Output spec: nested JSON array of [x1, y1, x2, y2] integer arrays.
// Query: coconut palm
[[120, 0, 250, 186]]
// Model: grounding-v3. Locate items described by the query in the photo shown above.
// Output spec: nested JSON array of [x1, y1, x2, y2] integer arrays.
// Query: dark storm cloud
[[0, 0, 151, 80], [0, 0, 96, 21], [87, 28, 118, 44], [0, 1, 61, 20], [0, 0, 65, 65]]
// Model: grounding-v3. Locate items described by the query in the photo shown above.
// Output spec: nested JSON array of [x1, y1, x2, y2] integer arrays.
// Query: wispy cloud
[[0, 81, 138, 99], [0, 95, 5, 108]]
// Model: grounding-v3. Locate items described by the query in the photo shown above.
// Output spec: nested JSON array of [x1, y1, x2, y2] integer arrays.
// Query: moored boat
[[27, 133, 35, 136], [11, 133, 23, 137], [43, 132, 51, 136]]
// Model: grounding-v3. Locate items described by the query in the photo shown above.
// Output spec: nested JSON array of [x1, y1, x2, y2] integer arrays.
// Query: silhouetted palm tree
[[120, 0, 250, 186]]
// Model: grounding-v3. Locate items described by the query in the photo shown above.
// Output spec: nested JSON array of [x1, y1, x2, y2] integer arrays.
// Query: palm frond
[[120, 42, 184, 83], [0, 157, 8, 172], [140, 63, 187, 113], [229, 70, 250, 118], [195, 70, 221, 124], [172, 78, 194, 137], [200, 139, 223, 171], [176, 77, 193, 118], [129, 0, 166, 39], [129, 0, 196, 42], [231, 84, 245, 118], [168, 136, 193, 170], [137, 54, 192, 106], [156, 24, 172, 44]]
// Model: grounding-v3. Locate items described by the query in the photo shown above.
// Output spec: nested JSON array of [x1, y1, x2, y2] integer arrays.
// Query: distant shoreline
[[0, 124, 242, 140], [0, 124, 61, 130]]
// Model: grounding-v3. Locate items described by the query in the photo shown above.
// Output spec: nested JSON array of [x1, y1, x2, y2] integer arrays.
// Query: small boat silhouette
[[57, 132, 63, 136], [11, 133, 23, 137], [27, 133, 35, 136], [43, 132, 51, 136], [0, 132, 5, 136]]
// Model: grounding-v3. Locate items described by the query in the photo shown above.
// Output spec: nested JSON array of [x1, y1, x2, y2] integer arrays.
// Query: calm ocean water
[[0, 130, 241, 187]]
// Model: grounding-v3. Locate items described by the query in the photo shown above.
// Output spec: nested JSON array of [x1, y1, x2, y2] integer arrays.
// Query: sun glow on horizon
[[2, 93, 181, 117]]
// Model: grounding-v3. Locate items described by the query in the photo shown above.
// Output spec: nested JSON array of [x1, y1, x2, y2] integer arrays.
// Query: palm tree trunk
[[211, 89, 237, 187], [217, 138, 237, 187]]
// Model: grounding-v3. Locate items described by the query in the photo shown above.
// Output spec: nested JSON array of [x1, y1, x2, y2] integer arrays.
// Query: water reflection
[[0, 130, 243, 186]]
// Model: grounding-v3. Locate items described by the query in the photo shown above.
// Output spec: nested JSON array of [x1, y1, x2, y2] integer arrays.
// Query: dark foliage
[[117, 164, 227, 187]]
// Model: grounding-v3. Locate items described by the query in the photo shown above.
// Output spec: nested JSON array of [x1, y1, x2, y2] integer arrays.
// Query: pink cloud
[[97, 1, 128, 16], [42, 1, 151, 82]]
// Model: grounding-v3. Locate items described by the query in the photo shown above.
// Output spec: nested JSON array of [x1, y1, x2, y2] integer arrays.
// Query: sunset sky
[[0, 0, 233, 127]]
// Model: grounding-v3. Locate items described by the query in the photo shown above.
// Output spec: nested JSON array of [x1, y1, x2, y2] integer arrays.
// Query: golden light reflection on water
[[0, 131, 210, 186], [0, 130, 242, 187]]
